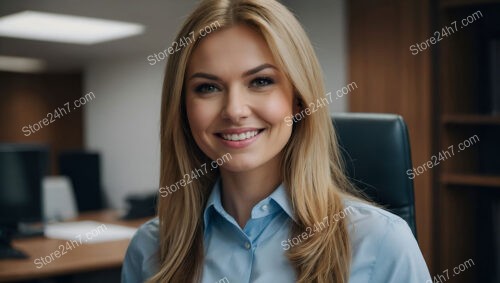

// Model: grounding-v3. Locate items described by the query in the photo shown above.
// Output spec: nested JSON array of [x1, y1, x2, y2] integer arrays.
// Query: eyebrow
[[188, 63, 277, 81]]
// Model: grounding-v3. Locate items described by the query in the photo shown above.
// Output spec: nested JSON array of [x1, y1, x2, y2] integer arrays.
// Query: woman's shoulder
[[122, 218, 160, 283], [343, 198, 431, 282], [343, 198, 410, 231], [133, 217, 160, 242], [342, 198, 416, 248], [128, 217, 160, 258]]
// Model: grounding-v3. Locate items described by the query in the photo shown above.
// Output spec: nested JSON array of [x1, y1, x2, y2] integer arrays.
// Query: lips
[[221, 130, 259, 141], [215, 128, 265, 143]]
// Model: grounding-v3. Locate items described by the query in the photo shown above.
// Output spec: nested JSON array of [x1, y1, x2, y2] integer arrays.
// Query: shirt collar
[[203, 178, 296, 230]]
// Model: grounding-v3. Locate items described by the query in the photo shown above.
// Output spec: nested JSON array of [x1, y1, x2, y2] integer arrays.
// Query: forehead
[[186, 24, 277, 76]]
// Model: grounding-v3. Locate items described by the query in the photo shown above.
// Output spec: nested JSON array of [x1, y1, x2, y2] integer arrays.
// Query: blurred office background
[[0, 0, 499, 282]]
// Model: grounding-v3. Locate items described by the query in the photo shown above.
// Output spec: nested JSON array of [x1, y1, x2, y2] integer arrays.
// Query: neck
[[219, 155, 282, 228]]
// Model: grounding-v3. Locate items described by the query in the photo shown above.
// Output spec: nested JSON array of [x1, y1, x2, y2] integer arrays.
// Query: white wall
[[284, 0, 347, 113], [84, 58, 165, 209], [84, 0, 347, 209]]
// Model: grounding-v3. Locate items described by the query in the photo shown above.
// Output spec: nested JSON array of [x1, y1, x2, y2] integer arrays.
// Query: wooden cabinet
[[438, 2, 500, 282], [348, 0, 500, 281], [347, 0, 435, 273]]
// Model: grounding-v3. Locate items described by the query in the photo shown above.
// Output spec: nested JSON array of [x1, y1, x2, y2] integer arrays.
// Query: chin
[[219, 158, 262, 173]]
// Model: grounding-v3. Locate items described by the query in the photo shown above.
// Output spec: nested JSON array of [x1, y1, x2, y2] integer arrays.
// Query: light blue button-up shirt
[[122, 179, 431, 282]]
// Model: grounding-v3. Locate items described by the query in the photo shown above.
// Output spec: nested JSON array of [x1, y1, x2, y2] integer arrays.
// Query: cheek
[[186, 99, 219, 134], [256, 92, 294, 124]]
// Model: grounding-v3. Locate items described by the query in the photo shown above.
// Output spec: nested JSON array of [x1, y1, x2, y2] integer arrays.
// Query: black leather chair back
[[332, 113, 417, 238]]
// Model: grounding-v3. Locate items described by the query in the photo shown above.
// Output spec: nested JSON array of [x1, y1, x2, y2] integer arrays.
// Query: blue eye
[[251, 77, 274, 88], [195, 84, 220, 93]]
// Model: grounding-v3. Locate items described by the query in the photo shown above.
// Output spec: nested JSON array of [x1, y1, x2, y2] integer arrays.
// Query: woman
[[122, 0, 431, 282]]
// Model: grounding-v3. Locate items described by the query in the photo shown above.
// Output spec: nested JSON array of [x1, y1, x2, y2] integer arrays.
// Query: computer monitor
[[0, 144, 48, 229], [0, 144, 48, 259]]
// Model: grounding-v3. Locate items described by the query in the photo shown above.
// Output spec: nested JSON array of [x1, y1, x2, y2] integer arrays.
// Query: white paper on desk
[[44, 221, 137, 243]]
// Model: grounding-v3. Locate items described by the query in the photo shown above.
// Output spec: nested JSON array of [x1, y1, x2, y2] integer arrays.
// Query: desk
[[0, 210, 150, 282]]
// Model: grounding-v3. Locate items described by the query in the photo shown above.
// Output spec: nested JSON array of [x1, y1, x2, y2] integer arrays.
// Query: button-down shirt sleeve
[[368, 216, 430, 283], [122, 218, 160, 283]]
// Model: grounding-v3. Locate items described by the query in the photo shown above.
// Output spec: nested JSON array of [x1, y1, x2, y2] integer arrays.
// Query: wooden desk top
[[0, 210, 151, 282]]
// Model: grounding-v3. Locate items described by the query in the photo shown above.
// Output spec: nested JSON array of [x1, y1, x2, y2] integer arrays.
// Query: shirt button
[[261, 204, 269, 211], [244, 242, 251, 250]]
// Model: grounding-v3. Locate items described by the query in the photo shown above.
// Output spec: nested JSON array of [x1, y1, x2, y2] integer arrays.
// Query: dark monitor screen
[[0, 144, 48, 227]]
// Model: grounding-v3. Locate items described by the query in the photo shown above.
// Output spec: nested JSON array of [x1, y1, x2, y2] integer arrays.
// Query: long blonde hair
[[151, 0, 354, 282]]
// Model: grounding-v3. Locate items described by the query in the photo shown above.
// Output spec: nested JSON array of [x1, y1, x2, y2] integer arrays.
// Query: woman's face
[[185, 24, 295, 172]]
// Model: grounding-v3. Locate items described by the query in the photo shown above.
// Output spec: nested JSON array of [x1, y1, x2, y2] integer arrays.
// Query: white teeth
[[222, 130, 260, 141]]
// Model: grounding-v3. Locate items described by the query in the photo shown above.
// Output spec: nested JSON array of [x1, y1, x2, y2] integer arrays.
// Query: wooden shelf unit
[[441, 0, 500, 8], [442, 114, 500, 125], [348, 0, 500, 282], [441, 173, 500, 187], [437, 2, 500, 282]]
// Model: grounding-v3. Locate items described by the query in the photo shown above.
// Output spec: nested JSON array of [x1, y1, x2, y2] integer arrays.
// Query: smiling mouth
[[216, 129, 265, 141]]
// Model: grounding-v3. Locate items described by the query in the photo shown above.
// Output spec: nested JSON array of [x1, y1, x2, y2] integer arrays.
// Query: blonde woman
[[122, 0, 431, 282]]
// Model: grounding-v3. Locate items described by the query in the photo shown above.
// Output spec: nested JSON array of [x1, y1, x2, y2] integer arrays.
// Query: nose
[[220, 86, 250, 123]]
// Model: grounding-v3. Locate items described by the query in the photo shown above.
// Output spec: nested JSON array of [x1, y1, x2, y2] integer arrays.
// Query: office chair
[[332, 113, 418, 239]]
